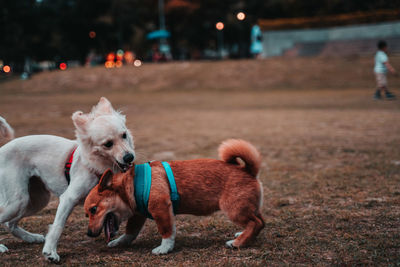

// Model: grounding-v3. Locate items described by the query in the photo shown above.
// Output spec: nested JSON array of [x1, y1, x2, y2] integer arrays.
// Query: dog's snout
[[87, 229, 94, 237], [123, 153, 134, 164]]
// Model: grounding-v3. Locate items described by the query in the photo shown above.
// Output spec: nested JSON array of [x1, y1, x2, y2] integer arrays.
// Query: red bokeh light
[[106, 52, 115, 62], [59, 63, 67, 70], [89, 31, 96, 39], [3, 65, 11, 73]]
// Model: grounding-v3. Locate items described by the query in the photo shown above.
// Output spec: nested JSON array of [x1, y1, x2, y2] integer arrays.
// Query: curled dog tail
[[218, 139, 261, 178], [0, 116, 14, 143]]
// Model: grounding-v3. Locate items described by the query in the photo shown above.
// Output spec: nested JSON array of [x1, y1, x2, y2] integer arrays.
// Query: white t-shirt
[[374, 50, 388, 73]]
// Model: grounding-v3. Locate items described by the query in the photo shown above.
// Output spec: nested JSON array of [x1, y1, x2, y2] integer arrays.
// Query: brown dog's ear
[[98, 169, 113, 192]]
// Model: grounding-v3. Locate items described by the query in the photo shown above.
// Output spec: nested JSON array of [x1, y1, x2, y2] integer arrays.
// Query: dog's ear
[[98, 169, 113, 192], [94, 97, 113, 116], [72, 111, 89, 133]]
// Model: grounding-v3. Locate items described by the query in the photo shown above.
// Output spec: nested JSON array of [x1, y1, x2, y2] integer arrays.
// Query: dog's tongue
[[104, 217, 113, 243]]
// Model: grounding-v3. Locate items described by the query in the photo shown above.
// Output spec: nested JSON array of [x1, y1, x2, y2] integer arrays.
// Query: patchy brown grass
[[1, 57, 400, 266]]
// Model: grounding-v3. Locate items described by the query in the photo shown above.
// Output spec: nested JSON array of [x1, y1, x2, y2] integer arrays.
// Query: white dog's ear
[[94, 97, 114, 116], [72, 111, 89, 133], [98, 169, 113, 192]]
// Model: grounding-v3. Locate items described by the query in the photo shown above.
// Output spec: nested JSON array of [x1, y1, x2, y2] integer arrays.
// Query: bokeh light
[[59, 62, 67, 70], [236, 12, 245, 21], [105, 61, 115, 68], [116, 49, 124, 61], [134, 59, 142, 67], [216, 22, 224, 30], [89, 31, 96, 39], [106, 52, 115, 62], [3, 65, 11, 73], [124, 51, 135, 64]]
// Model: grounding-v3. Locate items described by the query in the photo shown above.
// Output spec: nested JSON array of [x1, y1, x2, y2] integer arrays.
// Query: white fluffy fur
[[0, 97, 135, 262], [151, 224, 176, 255]]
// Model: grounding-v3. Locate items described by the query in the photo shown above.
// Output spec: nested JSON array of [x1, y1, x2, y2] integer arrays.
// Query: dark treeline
[[1, 0, 398, 63]]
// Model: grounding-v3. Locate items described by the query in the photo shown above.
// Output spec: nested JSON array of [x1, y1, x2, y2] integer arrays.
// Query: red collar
[[64, 148, 103, 185], [64, 147, 77, 185]]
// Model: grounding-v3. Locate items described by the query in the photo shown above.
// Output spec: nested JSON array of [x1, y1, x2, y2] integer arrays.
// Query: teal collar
[[134, 162, 180, 219]]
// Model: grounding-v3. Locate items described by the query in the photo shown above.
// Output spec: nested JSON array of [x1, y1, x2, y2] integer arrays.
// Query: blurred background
[[1, 2, 400, 265], [1, 0, 400, 75]]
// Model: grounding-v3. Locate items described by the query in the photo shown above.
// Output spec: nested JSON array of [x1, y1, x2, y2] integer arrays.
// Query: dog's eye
[[89, 206, 97, 215], [104, 141, 113, 148], [122, 132, 127, 139]]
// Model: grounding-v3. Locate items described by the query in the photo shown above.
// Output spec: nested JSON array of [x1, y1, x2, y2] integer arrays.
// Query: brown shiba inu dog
[[84, 139, 265, 254]]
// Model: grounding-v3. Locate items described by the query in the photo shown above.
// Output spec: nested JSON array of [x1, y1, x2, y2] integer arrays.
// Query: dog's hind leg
[[225, 212, 265, 248], [0, 187, 31, 251], [0, 199, 31, 252], [220, 187, 264, 248], [0, 209, 8, 252], [0, 204, 13, 252], [2, 176, 50, 244], [5, 220, 45, 243]]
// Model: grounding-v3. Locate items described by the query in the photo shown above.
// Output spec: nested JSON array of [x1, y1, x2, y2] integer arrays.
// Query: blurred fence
[[262, 21, 400, 57]]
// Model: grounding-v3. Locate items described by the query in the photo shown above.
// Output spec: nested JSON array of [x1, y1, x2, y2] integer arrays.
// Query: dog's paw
[[25, 233, 45, 243], [234, 232, 243, 238], [225, 240, 238, 249], [107, 234, 134, 248], [152, 244, 173, 255], [43, 248, 60, 263], [0, 244, 9, 253]]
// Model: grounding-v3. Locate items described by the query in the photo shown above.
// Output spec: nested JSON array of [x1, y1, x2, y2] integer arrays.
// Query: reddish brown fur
[[84, 139, 265, 249], [219, 139, 261, 177]]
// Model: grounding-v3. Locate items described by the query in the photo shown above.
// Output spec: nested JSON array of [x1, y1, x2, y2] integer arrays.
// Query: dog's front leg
[[108, 213, 146, 247], [42, 175, 96, 262], [150, 200, 176, 255]]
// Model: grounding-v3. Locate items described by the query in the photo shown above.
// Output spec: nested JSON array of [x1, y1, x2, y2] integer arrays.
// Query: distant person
[[250, 23, 263, 59], [374, 40, 397, 100]]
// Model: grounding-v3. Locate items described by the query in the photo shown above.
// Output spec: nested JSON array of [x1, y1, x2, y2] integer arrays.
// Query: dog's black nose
[[123, 153, 134, 164], [87, 229, 94, 237]]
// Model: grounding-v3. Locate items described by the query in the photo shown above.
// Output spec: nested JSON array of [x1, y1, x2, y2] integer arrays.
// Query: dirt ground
[[1, 57, 400, 266]]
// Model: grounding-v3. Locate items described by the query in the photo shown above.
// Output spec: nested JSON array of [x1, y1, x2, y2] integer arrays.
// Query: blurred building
[[259, 10, 400, 57]]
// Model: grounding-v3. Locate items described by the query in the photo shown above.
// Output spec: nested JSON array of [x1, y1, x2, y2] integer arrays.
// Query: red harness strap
[[64, 147, 77, 185]]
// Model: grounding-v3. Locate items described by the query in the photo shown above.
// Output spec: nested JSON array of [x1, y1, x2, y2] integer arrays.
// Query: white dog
[[0, 116, 14, 144], [0, 97, 135, 262]]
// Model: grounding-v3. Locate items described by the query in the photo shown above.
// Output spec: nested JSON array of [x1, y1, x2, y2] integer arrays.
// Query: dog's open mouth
[[104, 213, 119, 243], [116, 161, 131, 172]]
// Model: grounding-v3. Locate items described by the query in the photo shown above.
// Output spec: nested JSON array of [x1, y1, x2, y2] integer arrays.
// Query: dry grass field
[[1, 56, 400, 266]]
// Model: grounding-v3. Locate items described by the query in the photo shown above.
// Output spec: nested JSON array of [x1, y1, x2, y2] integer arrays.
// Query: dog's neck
[[119, 170, 136, 213], [75, 143, 120, 176]]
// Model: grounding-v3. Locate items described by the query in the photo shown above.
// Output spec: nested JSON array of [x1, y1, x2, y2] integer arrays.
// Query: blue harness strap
[[134, 162, 180, 219], [134, 163, 153, 219], [161, 162, 180, 214]]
